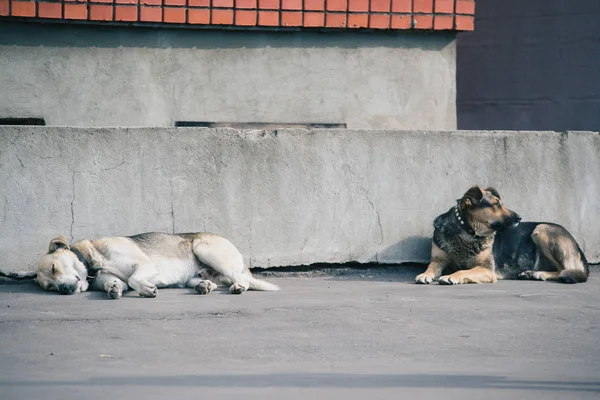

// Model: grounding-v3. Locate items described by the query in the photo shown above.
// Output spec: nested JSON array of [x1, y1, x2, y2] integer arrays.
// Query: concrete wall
[[0, 22, 456, 130], [0, 127, 598, 274], [457, 0, 600, 131]]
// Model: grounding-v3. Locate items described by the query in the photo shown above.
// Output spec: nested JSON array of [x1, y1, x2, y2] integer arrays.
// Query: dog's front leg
[[415, 243, 447, 284], [439, 266, 497, 285], [128, 263, 159, 298], [91, 273, 128, 299]]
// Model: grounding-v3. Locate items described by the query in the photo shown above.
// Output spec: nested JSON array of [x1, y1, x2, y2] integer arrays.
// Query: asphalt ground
[[1, 265, 599, 399]]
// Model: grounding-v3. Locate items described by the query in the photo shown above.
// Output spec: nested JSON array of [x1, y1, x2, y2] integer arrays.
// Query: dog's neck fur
[[433, 207, 495, 262], [69, 240, 99, 281], [454, 202, 495, 239]]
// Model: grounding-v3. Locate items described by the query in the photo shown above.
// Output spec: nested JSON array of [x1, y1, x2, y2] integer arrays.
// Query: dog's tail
[[248, 277, 280, 291], [559, 269, 589, 284]]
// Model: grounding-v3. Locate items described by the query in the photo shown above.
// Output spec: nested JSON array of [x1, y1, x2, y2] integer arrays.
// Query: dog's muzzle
[[491, 213, 521, 231], [58, 283, 77, 295]]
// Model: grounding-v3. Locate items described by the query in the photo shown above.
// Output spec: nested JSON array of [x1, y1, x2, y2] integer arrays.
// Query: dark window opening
[[0, 118, 46, 126], [175, 121, 346, 129]]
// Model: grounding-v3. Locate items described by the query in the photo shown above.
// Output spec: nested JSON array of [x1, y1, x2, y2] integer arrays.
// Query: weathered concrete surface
[[0, 128, 599, 274], [1, 267, 599, 399], [0, 22, 456, 130], [458, 0, 600, 131]]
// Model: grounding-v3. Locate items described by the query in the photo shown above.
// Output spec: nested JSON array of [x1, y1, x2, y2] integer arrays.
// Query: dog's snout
[[58, 284, 75, 295], [515, 214, 522, 223]]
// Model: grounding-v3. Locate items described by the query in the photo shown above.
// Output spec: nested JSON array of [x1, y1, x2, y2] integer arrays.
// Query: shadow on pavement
[[0, 373, 598, 392]]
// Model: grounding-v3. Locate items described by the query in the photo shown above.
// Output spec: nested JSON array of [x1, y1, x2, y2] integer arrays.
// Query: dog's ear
[[48, 236, 70, 253], [462, 186, 484, 207], [485, 187, 501, 199]]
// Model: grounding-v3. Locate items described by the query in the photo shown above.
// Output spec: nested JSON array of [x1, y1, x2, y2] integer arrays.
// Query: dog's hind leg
[[90, 273, 128, 300], [192, 235, 251, 295], [519, 224, 588, 284], [518, 270, 561, 281], [185, 275, 218, 295]]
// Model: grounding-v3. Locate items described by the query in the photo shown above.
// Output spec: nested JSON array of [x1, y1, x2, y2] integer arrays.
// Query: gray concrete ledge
[[0, 127, 598, 273]]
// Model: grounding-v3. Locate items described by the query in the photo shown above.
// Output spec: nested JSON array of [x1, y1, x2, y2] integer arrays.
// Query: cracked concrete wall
[[0, 22, 456, 130], [0, 127, 598, 274]]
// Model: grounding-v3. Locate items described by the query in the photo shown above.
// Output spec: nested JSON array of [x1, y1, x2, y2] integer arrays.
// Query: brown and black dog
[[415, 186, 589, 285]]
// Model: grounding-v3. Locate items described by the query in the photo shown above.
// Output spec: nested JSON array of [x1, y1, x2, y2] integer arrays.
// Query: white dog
[[36, 232, 279, 299]]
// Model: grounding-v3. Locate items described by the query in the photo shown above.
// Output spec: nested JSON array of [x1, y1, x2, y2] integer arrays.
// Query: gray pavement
[[1, 265, 599, 399]]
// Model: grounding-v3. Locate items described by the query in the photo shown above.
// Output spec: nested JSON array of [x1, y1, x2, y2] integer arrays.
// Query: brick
[[391, 0, 410, 13], [212, 8, 234, 24], [64, 4, 87, 19], [258, 10, 278, 25], [413, 14, 432, 29], [281, 0, 301, 10], [325, 12, 345, 28], [413, 0, 432, 13], [188, 8, 209, 23], [370, 0, 390, 12], [235, 9, 257, 25], [348, 0, 367, 12], [189, 0, 210, 6], [237, 0, 257, 9], [456, 0, 474, 14], [391, 14, 410, 29], [258, 0, 279, 9], [116, 0, 137, 4], [434, 14, 452, 29], [140, 6, 162, 21], [141, 0, 162, 5], [95, 0, 115, 3], [434, 0, 454, 13], [38, 2, 62, 19], [115, 5, 137, 21], [369, 13, 390, 29], [305, 0, 324, 11], [90, 5, 113, 21], [165, 0, 187, 5], [303, 11, 324, 27], [0, 0, 8, 16], [347, 13, 368, 28], [164, 7, 185, 22], [11, 1, 36, 17], [455, 14, 473, 30], [325, 0, 345, 12], [213, 0, 234, 7], [281, 11, 301, 26]]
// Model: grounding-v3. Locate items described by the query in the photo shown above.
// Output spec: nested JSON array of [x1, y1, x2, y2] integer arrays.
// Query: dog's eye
[[51, 264, 56, 275]]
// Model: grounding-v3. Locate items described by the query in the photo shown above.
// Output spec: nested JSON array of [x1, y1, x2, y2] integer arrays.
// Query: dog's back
[[494, 222, 589, 283]]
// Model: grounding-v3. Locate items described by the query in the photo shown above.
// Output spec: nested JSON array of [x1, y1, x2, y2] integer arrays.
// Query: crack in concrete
[[70, 172, 76, 242], [100, 158, 131, 172], [2, 197, 7, 224], [15, 154, 25, 168], [169, 179, 175, 234], [362, 186, 384, 247]]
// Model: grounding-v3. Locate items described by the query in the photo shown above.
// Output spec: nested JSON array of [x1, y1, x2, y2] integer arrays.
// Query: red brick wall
[[0, 0, 475, 30]]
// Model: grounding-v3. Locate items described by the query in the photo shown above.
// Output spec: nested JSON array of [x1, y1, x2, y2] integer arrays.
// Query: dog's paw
[[415, 273, 434, 284], [107, 283, 122, 300], [229, 283, 247, 295], [195, 280, 217, 295], [138, 284, 158, 298], [518, 270, 546, 281], [438, 275, 461, 285]]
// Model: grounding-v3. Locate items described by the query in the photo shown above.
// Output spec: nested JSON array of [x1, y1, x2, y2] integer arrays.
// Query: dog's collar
[[453, 204, 491, 239], [70, 248, 93, 278]]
